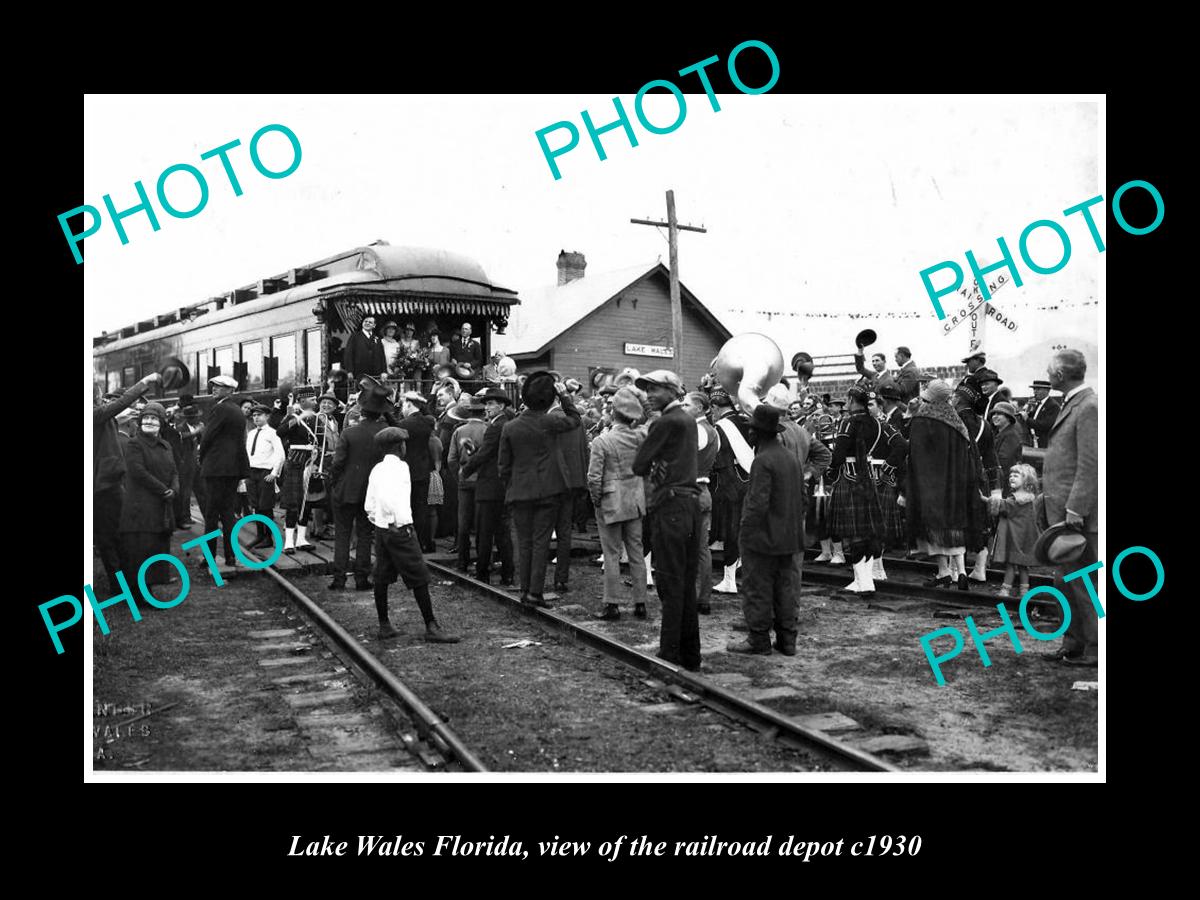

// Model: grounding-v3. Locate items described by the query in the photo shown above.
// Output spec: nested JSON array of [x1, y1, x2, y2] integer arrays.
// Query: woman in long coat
[[903, 380, 989, 590], [119, 402, 180, 586], [586, 387, 649, 620]]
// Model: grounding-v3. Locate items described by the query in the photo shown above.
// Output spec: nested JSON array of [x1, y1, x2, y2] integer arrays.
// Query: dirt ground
[[285, 569, 832, 773], [91, 538, 422, 772], [506, 551, 1097, 772], [91, 528, 1096, 773]]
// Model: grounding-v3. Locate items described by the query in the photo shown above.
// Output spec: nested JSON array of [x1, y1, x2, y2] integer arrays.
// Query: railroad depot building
[[503, 251, 732, 391]]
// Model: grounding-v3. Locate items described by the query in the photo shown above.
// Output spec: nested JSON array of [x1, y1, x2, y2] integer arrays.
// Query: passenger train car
[[92, 242, 520, 406]]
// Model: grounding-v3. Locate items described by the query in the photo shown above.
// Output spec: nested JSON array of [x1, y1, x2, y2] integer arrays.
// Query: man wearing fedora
[[447, 394, 488, 572], [328, 384, 392, 590], [854, 350, 896, 397], [461, 387, 517, 585], [198, 374, 251, 571], [728, 404, 805, 655], [633, 370, 703, 671], [1022, 379, 1061, 449], [499, 372, 582, 607], [397, 391, 437, 552], [1040, 349, 1099, 665]]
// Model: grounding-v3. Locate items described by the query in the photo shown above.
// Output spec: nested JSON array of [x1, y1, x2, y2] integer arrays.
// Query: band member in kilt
[[827, 387, 889, 596], [865, 392, 909, 581], [809, 411, 843, 564]]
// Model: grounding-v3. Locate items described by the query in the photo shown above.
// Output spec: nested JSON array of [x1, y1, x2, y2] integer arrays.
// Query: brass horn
[[710, 333, 785, 415]]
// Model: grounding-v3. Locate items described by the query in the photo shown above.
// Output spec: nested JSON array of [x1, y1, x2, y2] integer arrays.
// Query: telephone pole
[[631, 190, 706, 368]]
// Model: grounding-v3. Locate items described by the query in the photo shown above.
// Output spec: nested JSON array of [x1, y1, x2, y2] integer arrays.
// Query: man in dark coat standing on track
[[198, 374, 250, 571], [396, 391, 436, 552], [328, 385, 392, 590], [93, 372, 160, 592], [727, 404, 805, 656], [499, 372, 581, 607], [462, 387, 516, 585], [1022, 379, 1061, 449], [632, 370, 702, 672]]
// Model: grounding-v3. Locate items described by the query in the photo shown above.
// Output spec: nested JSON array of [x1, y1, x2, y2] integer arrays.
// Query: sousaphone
[[711, 333, 785, 415]]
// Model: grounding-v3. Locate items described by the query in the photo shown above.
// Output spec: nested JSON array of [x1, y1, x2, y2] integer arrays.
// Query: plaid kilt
[[279, 454, 308, 510], [827, 476, 884, 543], [875, 480, 905, 547]]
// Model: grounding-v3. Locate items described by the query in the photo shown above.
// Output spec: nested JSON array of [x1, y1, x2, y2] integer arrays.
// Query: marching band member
[[826, 387, 889, 596], [864, 392, 909, 581], [709, 389, 753, 594]]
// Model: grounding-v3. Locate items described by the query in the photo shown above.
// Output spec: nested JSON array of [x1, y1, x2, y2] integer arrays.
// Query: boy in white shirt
[[365, 427, 461, 643]]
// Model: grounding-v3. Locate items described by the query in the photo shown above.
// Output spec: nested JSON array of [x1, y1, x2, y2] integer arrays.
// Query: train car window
[[271, 333, 297, 386], [194, 351, 203, 393], [122, 366, 135, 387], [214, 346, 234, 378], [305, 328, 322, 385], [107, 370, 120, 394], [241, 340, 264, 389]]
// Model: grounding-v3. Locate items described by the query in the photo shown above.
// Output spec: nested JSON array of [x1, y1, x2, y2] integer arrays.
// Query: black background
[[26, 24, 1165, 883]]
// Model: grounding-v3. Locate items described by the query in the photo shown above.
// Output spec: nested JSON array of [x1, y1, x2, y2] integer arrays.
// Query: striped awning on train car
[[331, 296, 513, 320]]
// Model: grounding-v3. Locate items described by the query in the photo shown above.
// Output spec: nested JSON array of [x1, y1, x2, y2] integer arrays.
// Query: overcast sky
[[83, 94, 1100, 380]]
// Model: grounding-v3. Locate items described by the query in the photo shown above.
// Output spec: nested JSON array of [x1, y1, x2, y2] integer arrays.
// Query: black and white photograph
[[82, 90, 1110, 779]]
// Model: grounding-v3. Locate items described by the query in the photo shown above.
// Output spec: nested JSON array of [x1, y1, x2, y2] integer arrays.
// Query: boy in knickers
[[364, 426, 461, 643]]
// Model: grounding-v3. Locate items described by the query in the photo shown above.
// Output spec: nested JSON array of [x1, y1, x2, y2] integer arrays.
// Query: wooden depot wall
[[534, 270, 727, 392]]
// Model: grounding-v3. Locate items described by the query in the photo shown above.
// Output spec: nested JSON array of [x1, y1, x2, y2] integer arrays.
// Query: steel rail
[[426, 561, 897, 773], [258, 562, 488, 773]]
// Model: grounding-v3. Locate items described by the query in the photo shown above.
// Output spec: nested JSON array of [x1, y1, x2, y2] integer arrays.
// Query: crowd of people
[[91, 336, 1098, 670]]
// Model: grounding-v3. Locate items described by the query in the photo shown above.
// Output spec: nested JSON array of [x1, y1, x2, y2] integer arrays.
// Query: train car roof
[[93, 243, 519, 352]]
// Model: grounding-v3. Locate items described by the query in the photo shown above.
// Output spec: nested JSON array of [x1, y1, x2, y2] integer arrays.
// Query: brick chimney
[[557, 250, 587, 286]]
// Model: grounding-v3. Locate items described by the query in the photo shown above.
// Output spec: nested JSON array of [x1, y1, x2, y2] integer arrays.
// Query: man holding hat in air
[[499, 371, 582, 607], [198, 374, 251, 571], [632, 370, 703, 672], [365, 426, 461, 643]]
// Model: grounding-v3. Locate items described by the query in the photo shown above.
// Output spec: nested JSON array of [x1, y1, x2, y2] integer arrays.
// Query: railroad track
[[239, 535, 486, 773], [241, 528, 898, 771], [423, 559, 898, 772]]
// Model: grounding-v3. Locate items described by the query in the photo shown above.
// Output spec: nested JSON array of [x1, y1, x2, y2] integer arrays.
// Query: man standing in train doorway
[[633, 370, 702, 673], [198, 374, 251, 572]]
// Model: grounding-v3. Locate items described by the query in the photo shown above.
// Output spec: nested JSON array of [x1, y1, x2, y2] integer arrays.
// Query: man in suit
[[727, 404, 805, 656], [396, 391, 436, 551], [1022, 379, 1061, 449], [462, 387, 516, 585], [894, 347, 921, 403], [198, 374, 251, 569], [854, 351, 896, 396], [499, 372, 581, 607], [344, 314, 387, 381], [451, 322, 483, 373], [1041, 349, 1099, 666], [327, 385, 392, 590]]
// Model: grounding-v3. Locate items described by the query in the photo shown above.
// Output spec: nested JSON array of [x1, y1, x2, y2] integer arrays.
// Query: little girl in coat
[[988, 463, 1040, 598]]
